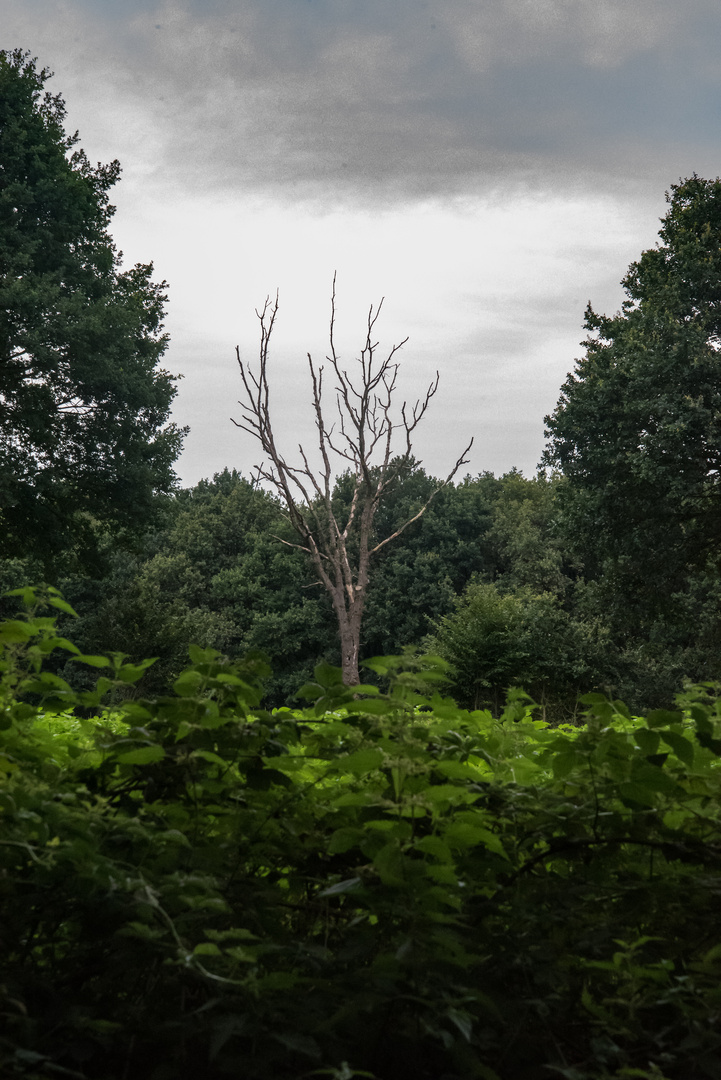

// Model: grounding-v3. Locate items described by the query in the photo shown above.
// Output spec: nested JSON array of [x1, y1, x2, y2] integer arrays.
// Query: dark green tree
[[0, 49, 185, 575], [426, 580, 612, 718], [57, 470, 336, 704], [362, 469, 506, 658], [544, 176, 721, 621]]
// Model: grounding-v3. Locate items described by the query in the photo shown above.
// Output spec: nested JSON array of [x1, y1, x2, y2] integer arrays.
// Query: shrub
[[1, 587, 721, 1079]]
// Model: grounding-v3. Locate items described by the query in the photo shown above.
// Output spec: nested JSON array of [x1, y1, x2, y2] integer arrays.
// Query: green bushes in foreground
[[1, 588, 721, 1080]]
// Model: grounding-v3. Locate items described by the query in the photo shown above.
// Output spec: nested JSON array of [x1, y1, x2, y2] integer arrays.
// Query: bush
[[427, 581, 611, 718], [1, 587, 721, 1079]]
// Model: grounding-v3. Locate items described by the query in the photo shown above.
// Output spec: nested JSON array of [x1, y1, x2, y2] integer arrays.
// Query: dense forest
[[3, 48, 721, 1080], [3, 457, 717, 720], [6, 449, 721, 722]]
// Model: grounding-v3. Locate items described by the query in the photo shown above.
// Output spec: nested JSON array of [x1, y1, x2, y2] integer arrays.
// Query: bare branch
[[270, 534, 330, 561], [369, 437, 474, 556], [270, 534, 312, 554]]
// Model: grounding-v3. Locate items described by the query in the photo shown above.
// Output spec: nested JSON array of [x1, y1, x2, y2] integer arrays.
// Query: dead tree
[[232, 278, 473, 686]]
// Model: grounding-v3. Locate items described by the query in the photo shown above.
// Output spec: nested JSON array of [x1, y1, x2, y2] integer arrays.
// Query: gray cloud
[[5, 0, 720, 485], [6, 0, 721, 205]]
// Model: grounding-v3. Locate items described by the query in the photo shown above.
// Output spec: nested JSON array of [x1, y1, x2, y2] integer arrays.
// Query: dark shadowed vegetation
[[1, 588, 721, 1080]]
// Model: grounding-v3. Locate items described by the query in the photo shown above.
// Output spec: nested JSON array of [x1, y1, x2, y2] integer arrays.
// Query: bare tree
[[232, 278, 473, 686]]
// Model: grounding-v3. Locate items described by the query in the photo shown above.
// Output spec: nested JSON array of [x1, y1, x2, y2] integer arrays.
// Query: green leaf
[[193, 942, 222, 956], [445, 822, 508, 859], [0, 620, 35, 643], [645, 753, 669, 767], [192, 749, 228, 767], [328, 827, 366, 854], [414, 835, 454, 863], [214, 673, 255, 691], [120, 702, 153, 722], [552, 751, 578, 779], [373, 842, 405, 885], [115, 923, 165, 943], [345, 698, 393, 715], [424, 784, 479, 807], [256, 972, 300, 991], [434, 760, 477, 780], [296, 682, 323, 701], [313, 660, 344, 689], [73, 654, 111, 668], [37, 636, 80, 656], [332, 791, 377, 808], [117, 660, 157, 684], [23, 672, 74, 695], [425, 863, 458, 885], [47, 596, 79, 617], [341, 748, 384, 774], [116, 745, 165, 766], [225, 946, 257, 963], [696, 731, 721, 756], [618, 782, 657, 807], [173, 671, 204, 697], [444, 822, 489, 848], [631, 760, 681, 794], [646, 709, 684, 729], [160, 830, 190, 847], [4, 586, 38, 605], [634, 727, 660, 755], [205, 928, 259, 943], [366, 819, 412, 840], [188, 644, 222, 664], [362, 656, 392, 676]]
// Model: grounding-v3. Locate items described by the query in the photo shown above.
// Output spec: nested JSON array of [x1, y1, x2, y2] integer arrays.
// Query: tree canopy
[[544, 176, 721, 617], [0, 49, 185, 575]]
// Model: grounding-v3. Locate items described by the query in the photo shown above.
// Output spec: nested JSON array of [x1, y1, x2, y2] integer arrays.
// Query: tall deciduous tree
[[0, 49, 185, 575], [544, 176, 721, 618], [233, 279, 473, 685]]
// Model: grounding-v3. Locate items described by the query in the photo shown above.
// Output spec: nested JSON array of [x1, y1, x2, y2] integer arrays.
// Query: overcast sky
[[4, 0, 721, 486]]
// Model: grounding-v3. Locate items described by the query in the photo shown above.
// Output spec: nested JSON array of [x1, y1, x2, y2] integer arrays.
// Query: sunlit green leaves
[[341, 748, 385, 774], [3, 597, 721, 1079]]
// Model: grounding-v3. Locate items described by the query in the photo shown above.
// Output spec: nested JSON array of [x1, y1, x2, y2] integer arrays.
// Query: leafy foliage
[[426, 581, 610, 717], [32, 467, 573, 709], [45, 470, 337, 703], [0, 50, 185, 575], [544, 175, 721, 622], [2, 589, 721, 1079]]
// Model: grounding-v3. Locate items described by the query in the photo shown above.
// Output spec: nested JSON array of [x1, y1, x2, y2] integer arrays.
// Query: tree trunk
[[333, 591, 364, 686]]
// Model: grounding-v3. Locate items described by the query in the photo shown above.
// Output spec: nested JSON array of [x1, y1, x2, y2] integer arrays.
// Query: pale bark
[[232, 277, 473, 686]]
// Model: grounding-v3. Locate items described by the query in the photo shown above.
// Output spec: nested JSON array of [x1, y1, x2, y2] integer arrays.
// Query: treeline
[[4, 459, 720, 718], [4, 46, 721, 721]]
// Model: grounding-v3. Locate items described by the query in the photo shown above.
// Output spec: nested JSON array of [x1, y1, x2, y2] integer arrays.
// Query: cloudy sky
[[4, 0, 721, 486]]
